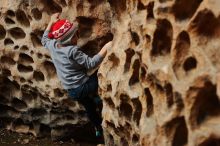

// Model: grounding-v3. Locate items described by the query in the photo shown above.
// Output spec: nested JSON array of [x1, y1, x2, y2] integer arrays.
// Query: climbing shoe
[[95, 126, 103, 138], [96, 130, 103, 137]]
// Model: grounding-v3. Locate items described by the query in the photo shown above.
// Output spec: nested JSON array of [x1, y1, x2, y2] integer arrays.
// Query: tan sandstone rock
[[0, 0, 220, 146]]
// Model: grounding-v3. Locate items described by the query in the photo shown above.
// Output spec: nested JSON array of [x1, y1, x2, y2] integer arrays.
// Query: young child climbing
[[41, 13, 112, 138]]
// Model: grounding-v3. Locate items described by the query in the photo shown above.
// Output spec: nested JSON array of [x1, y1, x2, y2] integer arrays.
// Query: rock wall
[[0, 0, 220, 146]]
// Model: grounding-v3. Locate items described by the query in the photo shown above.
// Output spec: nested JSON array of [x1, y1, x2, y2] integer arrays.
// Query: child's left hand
[[50, 13, 60, 23]]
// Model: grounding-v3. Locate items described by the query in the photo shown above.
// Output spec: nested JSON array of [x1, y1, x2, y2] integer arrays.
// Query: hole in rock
[[124, 48, 135, 72], [28, 108, 47, 118], [0, 78, 20, 96], [4, 38, 14, 46], [172, 117, 188, 146], [9, 27, 26, 39], [12, 80, 20, 90], [20, 77, 26, 83], [20, 45, 29, 51], [108, 0, 127, 14], [129, 59, 140, 86], [21, 84, 32, 91], [151, 19, 173, 57], [119, 94, 133, 120], [104, 97, 115, 108], [80, 32, 113, 56], [4, 17, 15, 24], [0, 94, 9, 104], [107, 83, 112, 92], [147, 1, 154, 19], [172, 0, 203, 20], [131, 31, 140, 46], [21, 92, 34, 104], [120, 138, 129, 146], [39, 124, 51, 136], [0, 104, 19, 117], [0, 56, 16, 65], [88, 0, 103, 5], [199, 138, 220, 146], [17, 64, 33, 73], [80, 40, 99, 56], [131, 98, 142, 125], [173, 31, 191, 78], [33, 71, 45, 81], [12, 118, 28, 130], [31, 30, 43, 47], [6, 10, 15, 17], [132, 133, 140, 143], [138, 0, 147, 10], [37, 53, 43, 59], [145, 34, 151, 45], [53, 88, 64, 97], [43, 61, 56, 79], [183, 56, 197, 72], [28, 80, 33, 84], [189, 81, 220, 128], [60, 0, 67, 7], [165, 117, 188, 146], [11, 98, 27, 110], [164, 83, 174, 107], [44, 54, 50, 59], [173, 31, 190, 60], [76, 1, 83, 12], [31, 8, 42, 20], [88, 0, 103, 9], [107, 122, 130, 138], [107, 133, 115, 145], [18, 53, 34, 64], [190, 9, 220, 37], [1, 69, 11, 76], [159, 0, 172, 2], [30, 51, 34, 55], [21, 91, 36, 103], [40, 0, 62, 15], [108, 53, 120, 68], [0, 25, 6, 39], [28, 15, 32, 21], [0, 117, 15, 128], [76, 16, 95, 38], [14, 45, 19, 50], [174, 92, 184, 111], [145, 88, 154, 117], [15, 9, 30, 27]]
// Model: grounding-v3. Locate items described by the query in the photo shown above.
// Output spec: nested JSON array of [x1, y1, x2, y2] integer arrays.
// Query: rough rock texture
[[0, 0, 220, 146]]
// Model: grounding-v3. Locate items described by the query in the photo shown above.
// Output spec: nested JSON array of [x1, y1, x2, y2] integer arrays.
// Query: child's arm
[[87, 41, 113, 75], [41, 13, 60, 48], [68, 41, 113, 71]]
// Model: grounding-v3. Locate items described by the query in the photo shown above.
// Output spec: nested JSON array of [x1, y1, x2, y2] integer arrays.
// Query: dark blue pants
[[67, 73, 102, 127]]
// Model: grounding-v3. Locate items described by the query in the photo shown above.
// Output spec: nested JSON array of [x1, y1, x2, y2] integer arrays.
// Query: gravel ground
[[0, 128, 100, 146]]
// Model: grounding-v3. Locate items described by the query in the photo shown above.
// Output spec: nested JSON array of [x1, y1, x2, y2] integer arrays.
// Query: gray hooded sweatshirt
[[41, 31, 103, 90]]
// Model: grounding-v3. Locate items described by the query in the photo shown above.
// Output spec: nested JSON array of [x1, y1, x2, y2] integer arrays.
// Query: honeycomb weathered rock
[[0, 0, 220, 146]]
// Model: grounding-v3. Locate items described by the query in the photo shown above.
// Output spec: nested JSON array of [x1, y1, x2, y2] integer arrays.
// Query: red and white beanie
[[48, 19, 79, 45]]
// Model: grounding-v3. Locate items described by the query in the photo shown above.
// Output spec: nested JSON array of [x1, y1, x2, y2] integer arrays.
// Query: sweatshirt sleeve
[[68, 46, 104, 70], [41, 31, 56, 49]]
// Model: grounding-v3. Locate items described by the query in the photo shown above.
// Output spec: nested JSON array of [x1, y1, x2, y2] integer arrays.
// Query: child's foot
[[95, 126, 103, 138], [96, 130, 103, 137]]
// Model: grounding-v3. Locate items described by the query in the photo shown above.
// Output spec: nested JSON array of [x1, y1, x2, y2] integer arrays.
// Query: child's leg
[[78, 97, 102, 128]]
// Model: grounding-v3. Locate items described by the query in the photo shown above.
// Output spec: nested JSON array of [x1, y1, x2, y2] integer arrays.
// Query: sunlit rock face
[[1, 0, 220, 145]]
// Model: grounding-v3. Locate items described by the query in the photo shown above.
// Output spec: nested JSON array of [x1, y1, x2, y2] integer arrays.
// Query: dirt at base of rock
[[0, 128, 99, 146]]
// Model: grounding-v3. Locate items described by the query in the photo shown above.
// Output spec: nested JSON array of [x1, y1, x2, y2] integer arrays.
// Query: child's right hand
[[103, 41, 113, 51]]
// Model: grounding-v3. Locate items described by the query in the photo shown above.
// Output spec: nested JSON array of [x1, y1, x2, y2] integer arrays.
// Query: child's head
[[48, 19, 79, 46]]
